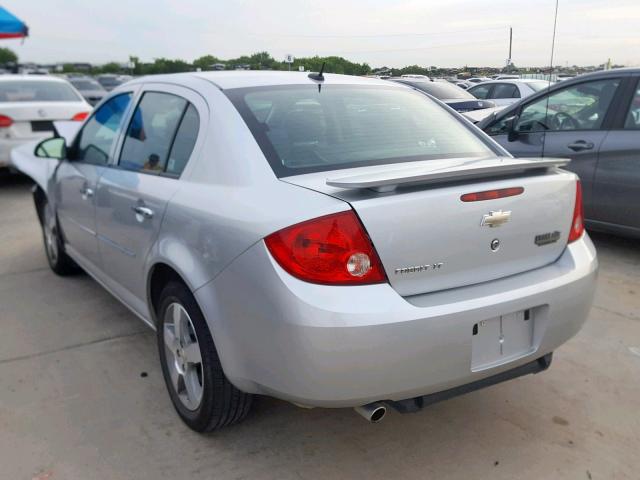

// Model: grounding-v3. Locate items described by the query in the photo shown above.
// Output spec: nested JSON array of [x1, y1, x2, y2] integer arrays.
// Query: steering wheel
[[549, 112, 580, 130]]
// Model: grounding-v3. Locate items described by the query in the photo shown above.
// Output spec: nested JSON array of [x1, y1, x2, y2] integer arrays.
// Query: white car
[[467, 77, 492, 84], [0, 76, 91, 167], [467, 79, 551, 107]]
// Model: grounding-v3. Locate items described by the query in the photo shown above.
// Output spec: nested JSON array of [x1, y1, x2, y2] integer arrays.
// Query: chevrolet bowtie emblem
[[481, 210, 511, 228]]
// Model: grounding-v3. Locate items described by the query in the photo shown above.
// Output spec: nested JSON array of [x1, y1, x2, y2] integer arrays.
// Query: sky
[[3, 0, 639, 68]]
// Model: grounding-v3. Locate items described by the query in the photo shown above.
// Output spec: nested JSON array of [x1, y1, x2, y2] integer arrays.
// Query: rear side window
[[166, 104, 199, 176], [469, 84, 491, 99], [492, 83, 519, 99], [226, 85, 495, 177]]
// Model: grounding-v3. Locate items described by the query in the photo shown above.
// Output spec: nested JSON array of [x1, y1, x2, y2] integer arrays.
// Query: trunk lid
[[282, 157, 576, 296], [1, 101, 89, 139]]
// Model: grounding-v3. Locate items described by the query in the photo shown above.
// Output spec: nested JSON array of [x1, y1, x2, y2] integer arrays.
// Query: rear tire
[[41, 199, 81, 276], [156, 281, 252, 432]]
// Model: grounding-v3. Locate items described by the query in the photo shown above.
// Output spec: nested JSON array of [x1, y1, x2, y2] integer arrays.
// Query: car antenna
[[541, 0, 559, 159], [308, 62, 326, 82]]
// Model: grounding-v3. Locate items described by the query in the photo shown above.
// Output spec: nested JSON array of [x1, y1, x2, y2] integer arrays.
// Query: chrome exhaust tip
[[354, 402, 387, 423]]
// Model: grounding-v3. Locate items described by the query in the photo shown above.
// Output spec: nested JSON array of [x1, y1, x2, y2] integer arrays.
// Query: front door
[[95, 86, 204, 308], [55, 93, 133, 268], [592, 79, 640, 233], [487, 77, 623, 221]]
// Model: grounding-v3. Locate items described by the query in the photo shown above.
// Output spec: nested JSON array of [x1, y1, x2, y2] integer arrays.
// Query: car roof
[[126, 71, 403, 90]]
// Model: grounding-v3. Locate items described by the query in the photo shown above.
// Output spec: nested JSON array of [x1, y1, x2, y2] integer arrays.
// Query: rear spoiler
[[326, 157, 570, 192]]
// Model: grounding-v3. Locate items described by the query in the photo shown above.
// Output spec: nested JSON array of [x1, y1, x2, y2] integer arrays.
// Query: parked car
[[0, 75, 91, 168], [11, 71, 597, 431], [455, 80, 472, 90], [468, 79, 551, 107], [400, 74, 430, 80], [390, 77, 496, 112], [478, 67, 640, 238], [492, 74, 520, 80], [95, 74, 129, 91], [467, 77, 492, 84], [68, 76, 107, 106]]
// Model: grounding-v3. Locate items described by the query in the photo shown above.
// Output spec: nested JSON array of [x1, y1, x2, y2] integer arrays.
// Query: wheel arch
[[147, 262, 190, 324]]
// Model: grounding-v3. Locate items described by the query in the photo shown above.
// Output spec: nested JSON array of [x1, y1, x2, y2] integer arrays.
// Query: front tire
[[156, 281, 252, 432], [41, 200, 80, 275]]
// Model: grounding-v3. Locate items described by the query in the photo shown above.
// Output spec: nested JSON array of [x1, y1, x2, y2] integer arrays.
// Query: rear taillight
[[0, 114, 13, 128], [264, 210, 387, 285], [71, 112, 89, 121], [568, 180, 584, 243]]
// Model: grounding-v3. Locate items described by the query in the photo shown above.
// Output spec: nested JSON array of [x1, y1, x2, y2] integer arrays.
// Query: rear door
[[591, 77, 640, 233], [485, 76, 624, 221], [54, 92, 134, 268], [95, 84, 206, 307]]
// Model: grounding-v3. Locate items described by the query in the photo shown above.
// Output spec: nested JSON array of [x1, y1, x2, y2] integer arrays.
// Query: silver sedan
[[11, 71, 597, 431]]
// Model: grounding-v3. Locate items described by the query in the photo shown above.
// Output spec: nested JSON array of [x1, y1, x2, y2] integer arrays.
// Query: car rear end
[[0, 77, 91, 166], [199, 77, 598, 409]]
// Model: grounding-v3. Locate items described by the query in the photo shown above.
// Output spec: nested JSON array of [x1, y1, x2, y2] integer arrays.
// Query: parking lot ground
[[1, 172, 639, 480]]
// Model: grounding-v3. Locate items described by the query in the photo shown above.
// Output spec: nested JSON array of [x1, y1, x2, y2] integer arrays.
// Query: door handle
[[132, 205, 154, 220], [80, 186, 94, 199], [567, 141, 594, 152]]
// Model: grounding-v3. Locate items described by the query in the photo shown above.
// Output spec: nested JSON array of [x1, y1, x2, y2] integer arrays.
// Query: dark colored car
[[96, 74, 130, 92], [478, 68, 640, 238], [390, 78, 495, 112], [68, 77, 106, 106]]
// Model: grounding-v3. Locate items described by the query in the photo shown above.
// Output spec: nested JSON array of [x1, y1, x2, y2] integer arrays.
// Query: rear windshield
[[226, 85, 495, 176], [0, 80, 82, 102], [397, 80, 474, 100]]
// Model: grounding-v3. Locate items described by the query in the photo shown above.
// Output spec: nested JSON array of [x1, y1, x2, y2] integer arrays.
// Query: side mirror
[[35, 137, 67, 160], [506, 116, 520, 142]]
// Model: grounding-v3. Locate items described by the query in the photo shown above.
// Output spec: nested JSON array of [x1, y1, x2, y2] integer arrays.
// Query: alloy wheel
[[163, 302, 204, 411]]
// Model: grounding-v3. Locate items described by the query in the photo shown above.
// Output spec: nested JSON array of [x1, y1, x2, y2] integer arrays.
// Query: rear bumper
[[195, 234, 597, 408]]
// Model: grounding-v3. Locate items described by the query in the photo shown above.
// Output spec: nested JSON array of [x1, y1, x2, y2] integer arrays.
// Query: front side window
[[226, 85, 495, 177], [492, 83, 519, 99], [469, 84, 491, 99], [0, 80, 82, 102], [515, 78, 620, 133], [119, 92, 188, 174], [624, 82, 640, 130], [74, 93, 132, 164]]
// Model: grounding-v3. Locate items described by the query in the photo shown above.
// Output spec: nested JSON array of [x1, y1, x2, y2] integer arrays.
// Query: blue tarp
[[0, 6, 28, 39]]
